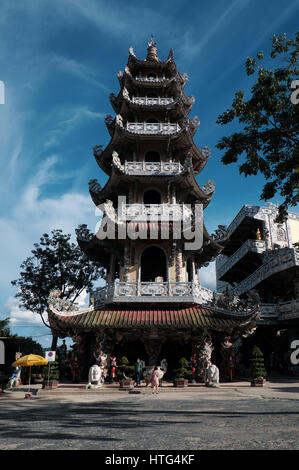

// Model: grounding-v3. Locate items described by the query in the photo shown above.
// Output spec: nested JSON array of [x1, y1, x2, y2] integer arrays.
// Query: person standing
[[135, 358, 142, 386], [151, 366, 160, 394]]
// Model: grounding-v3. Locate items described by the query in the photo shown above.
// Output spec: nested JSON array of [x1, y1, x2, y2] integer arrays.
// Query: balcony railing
[[91, 281, 214, 307], [118, 203, 192, 222], [135, 76, 170, 83], [217, 239, 266, 279], [124, 161, 182, 176], [260, 299, 299, 321], [132, 97, 174, 106], [125, 122, 180, 135]]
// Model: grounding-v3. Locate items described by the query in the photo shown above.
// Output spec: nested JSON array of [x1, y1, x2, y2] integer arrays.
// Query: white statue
[[7, 367, 22, 389], [205, 361, 220, 387], [86, 364, 103, 389]]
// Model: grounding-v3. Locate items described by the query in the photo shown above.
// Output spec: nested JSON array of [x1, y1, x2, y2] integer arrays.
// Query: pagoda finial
[[146, 34, 159, 62], [148, 34, 156, 47]]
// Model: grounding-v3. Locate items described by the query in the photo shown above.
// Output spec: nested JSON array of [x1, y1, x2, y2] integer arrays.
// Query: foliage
[[173, 357, 193, 381], [117, 356, 134, 379], [216, 32, 299, 222], [249, 346, 267, 379], [11, 229, 105, 348], [0, 317, 44, 377]]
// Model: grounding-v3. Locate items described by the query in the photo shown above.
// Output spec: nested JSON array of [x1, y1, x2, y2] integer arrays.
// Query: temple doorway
[[140, 246, 167, 282]]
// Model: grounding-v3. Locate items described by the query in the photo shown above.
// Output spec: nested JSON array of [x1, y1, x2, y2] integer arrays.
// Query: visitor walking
[[151, 366, 160, 394], [135, 358, 142, 386]]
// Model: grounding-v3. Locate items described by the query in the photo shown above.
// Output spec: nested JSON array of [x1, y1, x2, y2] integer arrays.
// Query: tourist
[[151, 366, 160, 394], [135, 358, 142, 386]]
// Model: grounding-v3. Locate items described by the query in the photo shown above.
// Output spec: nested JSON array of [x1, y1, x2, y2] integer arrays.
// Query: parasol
[[12, 354, 48, 393]]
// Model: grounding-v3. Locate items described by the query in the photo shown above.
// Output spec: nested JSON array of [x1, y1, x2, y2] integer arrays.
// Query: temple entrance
[[113, 339, 148, 365], [140, 246, 167, 282], [158, 339, 193, 379], [143, 188, 161, 204]]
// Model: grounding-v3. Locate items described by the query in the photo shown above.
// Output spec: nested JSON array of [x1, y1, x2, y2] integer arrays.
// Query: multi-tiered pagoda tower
[[48, 39, 259, 375]]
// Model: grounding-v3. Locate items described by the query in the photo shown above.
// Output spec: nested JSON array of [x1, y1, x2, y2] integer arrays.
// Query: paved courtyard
[[1, 377, 299, 451]]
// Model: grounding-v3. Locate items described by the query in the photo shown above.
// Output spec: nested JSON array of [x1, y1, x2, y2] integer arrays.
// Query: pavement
[[1, 376, 299, 451], [2, 375, 299, 401]]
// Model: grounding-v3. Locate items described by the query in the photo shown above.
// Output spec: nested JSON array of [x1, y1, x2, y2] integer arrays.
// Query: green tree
[[216, 32, 299, 221], [249, 346, 267, 379], [11, 229, 105, 350]]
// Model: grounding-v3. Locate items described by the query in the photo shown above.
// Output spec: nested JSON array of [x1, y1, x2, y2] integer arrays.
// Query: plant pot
[[119, 380, 135, 390], [251, 378, 266, 387], [174, 379, 188, 388], [42, 380, 59, 389]]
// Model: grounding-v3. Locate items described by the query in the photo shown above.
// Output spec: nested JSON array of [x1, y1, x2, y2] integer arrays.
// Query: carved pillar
[[192, 333, 213, 382], [176, 246, 183, 282], [142, 330, 164, 365], [123, 243, 130, 282]]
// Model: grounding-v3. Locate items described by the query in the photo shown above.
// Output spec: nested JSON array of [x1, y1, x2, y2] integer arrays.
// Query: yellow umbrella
[[12, 354, 48, 393]]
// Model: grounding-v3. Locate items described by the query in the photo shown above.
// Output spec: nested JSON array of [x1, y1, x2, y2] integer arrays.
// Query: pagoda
[[48, 38, 259, 375]]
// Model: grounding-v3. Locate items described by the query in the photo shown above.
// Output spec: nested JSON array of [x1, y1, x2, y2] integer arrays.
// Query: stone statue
[[86, 364, 103, 389], [205, 362, 220, 387]]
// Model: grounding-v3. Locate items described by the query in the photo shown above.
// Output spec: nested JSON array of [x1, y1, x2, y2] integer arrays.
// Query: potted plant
[[119, 377, 135, 389], [118, 357, 135, 389], [173, 358, 190, 387], [249, 346, 267, 387]]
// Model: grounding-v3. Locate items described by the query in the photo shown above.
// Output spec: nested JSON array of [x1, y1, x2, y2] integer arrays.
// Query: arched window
[[143, 189, 161, 204], [140, 246, 167, 282], [145, 150, 160, 162]]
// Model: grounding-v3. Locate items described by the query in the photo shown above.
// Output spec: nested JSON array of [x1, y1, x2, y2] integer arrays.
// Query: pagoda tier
[[94, 129, 209, 177], [88, 154, 215, 209], [109, 90, 194, 122]]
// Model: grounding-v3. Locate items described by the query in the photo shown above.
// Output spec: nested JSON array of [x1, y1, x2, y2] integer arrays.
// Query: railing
[[118, 203, 192, 222], [260, 300, 299, 321], [224, 247, 297, 296], [135, 76, 171, 83], [91, 281, 214, 307], [124, 161, 182, 176], [217, 239, 266, 278], [132, 97, 174, 106], [125, 122, 180, 135]]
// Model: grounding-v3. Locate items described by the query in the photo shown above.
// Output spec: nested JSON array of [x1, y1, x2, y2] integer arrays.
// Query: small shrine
[[48, 38, 259, 379]]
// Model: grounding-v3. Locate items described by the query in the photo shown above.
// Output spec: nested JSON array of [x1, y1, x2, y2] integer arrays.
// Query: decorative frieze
[[132, 96, 174, 106], [125, 122, 180, 135], [124, 160, 182, 176], [91, 281, 214, 306]]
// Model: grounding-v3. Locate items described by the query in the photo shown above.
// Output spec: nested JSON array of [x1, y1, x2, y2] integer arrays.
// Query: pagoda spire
[[146, 34, 159, 62]]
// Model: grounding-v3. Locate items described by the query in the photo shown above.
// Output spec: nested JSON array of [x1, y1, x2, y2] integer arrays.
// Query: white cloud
[[4, 296, 48, 327], [198, 261, 216, 291]]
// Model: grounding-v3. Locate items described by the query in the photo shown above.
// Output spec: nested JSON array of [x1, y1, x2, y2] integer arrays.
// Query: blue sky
[[0, 0, 298, 349]]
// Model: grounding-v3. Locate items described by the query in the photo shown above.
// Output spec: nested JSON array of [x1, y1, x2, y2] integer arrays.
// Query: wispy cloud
[[44, 105, 107, 148], [177, 0, 250, 63]]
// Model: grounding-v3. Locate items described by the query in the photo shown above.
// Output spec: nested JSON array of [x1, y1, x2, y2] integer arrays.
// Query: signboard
[[45, 351, 56, 362]]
